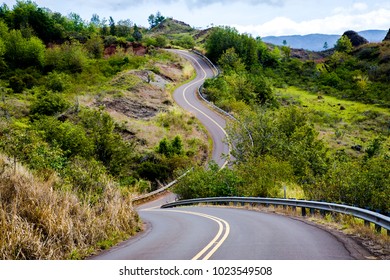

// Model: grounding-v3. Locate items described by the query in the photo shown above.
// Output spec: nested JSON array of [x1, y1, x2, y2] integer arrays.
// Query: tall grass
[[0, 155, 140, 260]]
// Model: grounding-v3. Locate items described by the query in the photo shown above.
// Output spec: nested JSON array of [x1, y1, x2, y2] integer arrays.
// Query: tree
[[67, 12, 86, 32], [109, 16, 116, 36], [3, 29, 45, 69], [217, 47, 246, 73], [85, 34, 104, 59], [147, 14, 155, 29], [323, 41, 328, 50], [133, 24, 142, 41], [335, 35, 353, 53], [148, 11, 165, 29], [90, 14, 100, 27], [116, 19, 132, 38], [281, 45, 291, 60]]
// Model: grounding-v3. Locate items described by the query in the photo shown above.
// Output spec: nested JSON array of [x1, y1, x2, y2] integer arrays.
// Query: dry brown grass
[[0, 155, 140, 260]]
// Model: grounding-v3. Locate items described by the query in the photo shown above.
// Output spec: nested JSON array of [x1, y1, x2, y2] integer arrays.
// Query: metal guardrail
[[131, 169, 192, 204], [191, 50, 255, 148], [161, 197, 390, 235]]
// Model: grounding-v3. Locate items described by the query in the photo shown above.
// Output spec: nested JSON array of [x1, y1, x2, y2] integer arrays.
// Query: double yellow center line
[[170, 209, 230, 260], [143, 207, 230, 260]]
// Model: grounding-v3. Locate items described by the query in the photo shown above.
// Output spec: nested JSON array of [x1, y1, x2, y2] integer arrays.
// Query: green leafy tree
[[90, 13, 100, 27], [205, 26, 260, 68], [109, 16, 116, 36], [3, 29, 45, 68], [34, 116, 94, 158], [116, 19, 132, 38], [335, 35, 353, 53], [148, 11, 165, 29], [217, 47, 246, 73], [67, 12, 86, 33]]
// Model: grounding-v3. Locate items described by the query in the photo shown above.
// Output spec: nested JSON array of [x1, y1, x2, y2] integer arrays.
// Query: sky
[[2, 0, 390, 37]]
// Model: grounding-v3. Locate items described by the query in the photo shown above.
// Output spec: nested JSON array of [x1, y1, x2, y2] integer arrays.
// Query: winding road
[[90, 50, 370, 260]]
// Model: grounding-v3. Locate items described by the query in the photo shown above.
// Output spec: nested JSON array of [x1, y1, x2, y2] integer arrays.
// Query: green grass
[[276, 86, 390, 155]]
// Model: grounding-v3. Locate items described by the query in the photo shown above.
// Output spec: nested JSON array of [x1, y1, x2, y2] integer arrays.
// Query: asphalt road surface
[[92, 203, 364, 260]]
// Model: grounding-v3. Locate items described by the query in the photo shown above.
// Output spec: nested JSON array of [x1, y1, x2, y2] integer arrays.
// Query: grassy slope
[[76, 51, 209, 165], [276, 86, 390, 156]]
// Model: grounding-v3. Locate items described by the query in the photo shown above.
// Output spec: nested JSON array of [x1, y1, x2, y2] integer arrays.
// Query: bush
[[45, 41, 88, 73], [173, 162, 241, 199], [156, 136, 184, 157], [30, 90, 70, 117], [45, 71, 70, 92], [34, 117, 94, 158]]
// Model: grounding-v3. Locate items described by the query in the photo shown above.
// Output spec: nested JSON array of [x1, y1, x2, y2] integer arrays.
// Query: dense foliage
[[0, 1, 204, 211]]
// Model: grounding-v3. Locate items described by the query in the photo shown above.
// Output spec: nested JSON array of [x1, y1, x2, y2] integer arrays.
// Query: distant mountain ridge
[[262, 30, 388, 51]]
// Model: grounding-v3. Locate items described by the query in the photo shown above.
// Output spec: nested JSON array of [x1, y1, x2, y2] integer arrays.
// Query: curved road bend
[[169, 50, 231, 169], [90, 51, 369, 260], [92, 206, 366, 260]]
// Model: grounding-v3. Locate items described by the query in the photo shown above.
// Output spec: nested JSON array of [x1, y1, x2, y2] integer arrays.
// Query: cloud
[[233, 7, 390, 37], [353, 2, 368, 11], [333, 2, 368, 14], [103, 0, 285, 10]]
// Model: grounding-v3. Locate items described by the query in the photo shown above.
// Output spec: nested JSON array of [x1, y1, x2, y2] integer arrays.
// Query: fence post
[[301, 207, 306, 217]]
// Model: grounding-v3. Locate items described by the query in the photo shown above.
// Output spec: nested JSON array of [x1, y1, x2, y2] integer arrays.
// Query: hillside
[[151, 18, 195, 35], [262, 30, 388, 51], [0, 3, 210, 259]]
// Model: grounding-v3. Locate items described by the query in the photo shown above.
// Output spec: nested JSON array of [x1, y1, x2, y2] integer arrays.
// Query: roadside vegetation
[[0, 1, 208, 259]]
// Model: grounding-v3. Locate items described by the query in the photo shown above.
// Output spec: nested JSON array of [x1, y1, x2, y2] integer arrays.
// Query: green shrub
[[30, 90, 70, 117], [156, 136, 184, 157], [45, 71, 70, 92]]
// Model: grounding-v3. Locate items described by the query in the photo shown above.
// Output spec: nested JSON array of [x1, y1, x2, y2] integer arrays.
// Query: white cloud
[[233, 7, 390, 36], [353, 2, 368, 11]]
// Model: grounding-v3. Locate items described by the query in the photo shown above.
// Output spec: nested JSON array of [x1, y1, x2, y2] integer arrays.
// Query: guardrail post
[[301, 207, 306, 217], [375, 224, 382, 233], [364, 220, 370, 227], [310, 208, 315, 215]]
